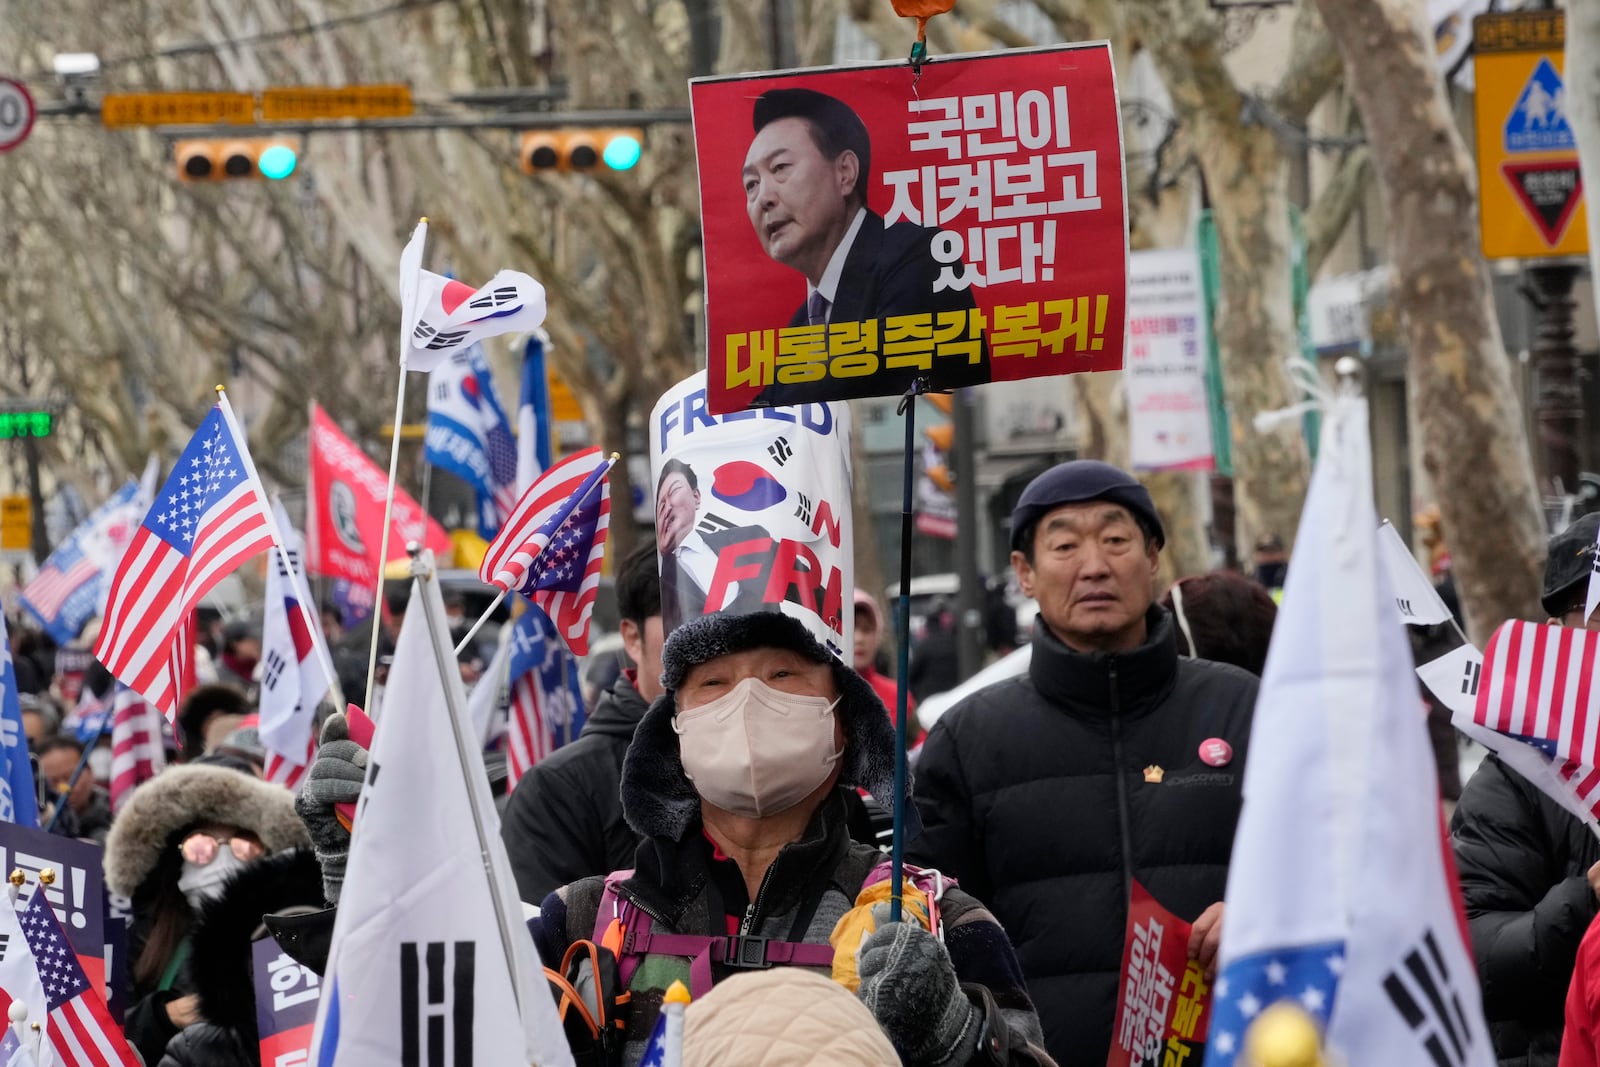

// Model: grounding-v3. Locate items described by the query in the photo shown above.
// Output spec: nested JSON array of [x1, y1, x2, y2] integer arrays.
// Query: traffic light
[[519, 129, 643, 175], [175, 138, 300, 182]]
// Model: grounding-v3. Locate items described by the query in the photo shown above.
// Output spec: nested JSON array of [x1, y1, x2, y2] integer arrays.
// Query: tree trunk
[[1316, 0, 1546, 640], [1569, 1, 1600, 311]]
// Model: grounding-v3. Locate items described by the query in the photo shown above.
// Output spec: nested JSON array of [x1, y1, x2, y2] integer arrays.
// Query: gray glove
[[857, 905, 981, 1065], [294, 712, 367, 904]]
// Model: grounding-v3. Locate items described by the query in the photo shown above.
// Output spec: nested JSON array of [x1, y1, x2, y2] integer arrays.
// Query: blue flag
[[517, 333, 553, 493], [0, 613, 39, 828], [425, 343, 518, 539]]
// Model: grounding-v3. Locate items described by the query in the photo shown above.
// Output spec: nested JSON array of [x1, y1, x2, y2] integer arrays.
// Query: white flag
[[309, 556, 573, 1067], [467, 632, 513, 748], [1586, 519, 1600, 627], [397, 219, 429, 353], [1212, 394, 1494, 1066], [1376, 520, 1455, 627], [258, 501, 332, 774], [0, 890, 49, 1067], [405, 269, 547, 375]]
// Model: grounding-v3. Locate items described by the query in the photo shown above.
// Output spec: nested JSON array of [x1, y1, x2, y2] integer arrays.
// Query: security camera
[[51, 53, 100, 80]]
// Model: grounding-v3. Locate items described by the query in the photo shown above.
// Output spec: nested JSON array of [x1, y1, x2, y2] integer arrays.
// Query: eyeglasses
[[179, 830, 264, 866]]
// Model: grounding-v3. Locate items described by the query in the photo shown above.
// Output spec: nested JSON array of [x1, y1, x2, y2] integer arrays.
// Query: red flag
[[305, 404, 451, 585], [94, 400, 274, 723]]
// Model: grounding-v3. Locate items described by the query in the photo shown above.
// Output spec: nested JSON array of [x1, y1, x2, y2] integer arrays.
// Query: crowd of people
[[4, 458, 1598, 1065]]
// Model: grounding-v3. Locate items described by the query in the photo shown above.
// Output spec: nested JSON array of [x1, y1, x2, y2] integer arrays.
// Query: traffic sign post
[[0, 78, 36, 152], [1473, 11, 1589, 258]]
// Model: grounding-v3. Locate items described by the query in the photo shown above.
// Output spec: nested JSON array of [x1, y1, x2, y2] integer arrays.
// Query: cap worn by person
[[1542, 511, 1600, 617], [852, 588, 881, 630], [1008, 459, 1165, 552]]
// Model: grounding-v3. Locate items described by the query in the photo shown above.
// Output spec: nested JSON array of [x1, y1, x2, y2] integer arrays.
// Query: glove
[[294, 712, 367, 904], [857, 904, 981, 1065]]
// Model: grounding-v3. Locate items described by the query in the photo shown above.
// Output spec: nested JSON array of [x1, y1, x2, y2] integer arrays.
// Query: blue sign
[[1505, 57, 1575, 153]]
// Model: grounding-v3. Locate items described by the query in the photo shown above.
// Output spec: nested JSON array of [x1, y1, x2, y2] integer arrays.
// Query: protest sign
[[650, 371, 853, 658], [690, 43, 1127, 414], [1127, 249, 1214, 472], [1107, 880, 1211, 1067], [306, 404, 451, 587], [254, 933, 320, 1066], [0, 822, 108, 1000]]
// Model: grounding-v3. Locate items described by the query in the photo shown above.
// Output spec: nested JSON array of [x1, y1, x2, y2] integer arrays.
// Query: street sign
[[0, 496, 31, 556], [1473, 11, 1588, 259], [0, 78, 36, 152], [102, 92, 255, 128], [260, 84, 412, 121]]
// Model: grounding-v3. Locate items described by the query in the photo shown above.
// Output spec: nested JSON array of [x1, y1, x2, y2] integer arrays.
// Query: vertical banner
[[1107, 880, 1212, 1067], [1126, 248, 1215, 473], [689, 43, 1128, 414], [254, 933, 320, 1064], [650, 371, 854, 658]]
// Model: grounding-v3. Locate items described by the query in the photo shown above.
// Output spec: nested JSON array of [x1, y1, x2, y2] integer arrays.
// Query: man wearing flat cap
[[908, 459, 1260, 1065], [742, 87, 984, 402]]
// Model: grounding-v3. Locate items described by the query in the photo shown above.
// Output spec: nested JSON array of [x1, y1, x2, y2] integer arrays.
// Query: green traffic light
[[603, 134, 642, 171], [259, 144, 298, 181]]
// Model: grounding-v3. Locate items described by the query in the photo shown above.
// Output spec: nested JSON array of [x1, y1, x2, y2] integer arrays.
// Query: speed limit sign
[[0, 79, 36, 153]]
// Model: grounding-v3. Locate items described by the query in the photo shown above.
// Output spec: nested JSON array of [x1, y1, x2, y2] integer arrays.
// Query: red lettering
[[706, 536, 771, 612], [810, 499, 844, 548], [765, 540, 844, 624]]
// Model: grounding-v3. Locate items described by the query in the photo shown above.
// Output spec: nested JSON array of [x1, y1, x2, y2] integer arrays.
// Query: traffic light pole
[[141, 108, 689, 138]]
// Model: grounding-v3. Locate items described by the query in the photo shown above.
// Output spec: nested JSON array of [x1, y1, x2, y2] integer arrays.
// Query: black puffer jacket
[[1451, 753, 1600, 1067], [908, 607, 1258, 1066], [157, 849, 326, 1067], [501, 673, 651, 904]]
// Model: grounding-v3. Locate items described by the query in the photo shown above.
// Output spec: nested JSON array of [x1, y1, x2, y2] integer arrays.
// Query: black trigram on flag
[[467, 286, 520, 311], [400, 940, 475, 1067], [1383, 929, 1475, 1067], [262, 649, 288, 693], [1461, 660, 1481, 697], [1396, 597, 1415, 618], [794, 492, 813, 526], [768, 436, 793, 465]]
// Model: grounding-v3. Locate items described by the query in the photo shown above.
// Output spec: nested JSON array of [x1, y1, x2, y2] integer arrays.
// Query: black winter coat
[[908, 607, 1258, 1066], [501, 673, 651, 904], [1452, 753, 1600, 1067]]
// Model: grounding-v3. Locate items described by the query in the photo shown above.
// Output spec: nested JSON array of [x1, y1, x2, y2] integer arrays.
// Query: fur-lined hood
[[104, 765, 310, 897], [621, 611, 911, 841], [188, 849, 324, 1039]]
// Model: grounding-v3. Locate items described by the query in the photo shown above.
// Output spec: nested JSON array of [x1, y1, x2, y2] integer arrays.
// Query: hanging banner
[[649, 371, 854, 658], [689, 43, 1128, 414], [1126, 248, 1214, 473], [1106, 880, 1212, 1067], [0, 822, 109, 1002], [305, 404, 452, 586]]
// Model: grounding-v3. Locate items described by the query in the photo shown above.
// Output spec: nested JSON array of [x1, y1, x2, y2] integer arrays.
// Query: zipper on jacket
[[1108, 661, 1135, 902], [740, 863, 780, 935], [617, 884, 672, 929]]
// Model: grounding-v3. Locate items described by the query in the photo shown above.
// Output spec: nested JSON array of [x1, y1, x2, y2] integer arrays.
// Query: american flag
[[479, 448, 613, 655], [15, 884, 139, 1067], [93, 399, 275, 723], [263, 733, 316, 791], [109, 686, 166, 814], [506, 606, 586, 784], [20, 549, 96, 627]]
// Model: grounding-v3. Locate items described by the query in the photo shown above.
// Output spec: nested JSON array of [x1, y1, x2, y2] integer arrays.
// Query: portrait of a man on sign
[[691, 44, 1129, 415], [742, 88, 980, 392]]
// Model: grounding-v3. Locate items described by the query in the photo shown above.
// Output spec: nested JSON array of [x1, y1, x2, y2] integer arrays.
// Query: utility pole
[[953, 388, 984, 680], [1523, 263, 1588, 508]]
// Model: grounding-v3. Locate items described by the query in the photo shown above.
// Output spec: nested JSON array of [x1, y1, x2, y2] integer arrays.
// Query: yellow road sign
[[0, 495, 30, 553], [102, 92, 255, 128], [548, 371, 584, 423], [261, 84, 412, 121], [1473, 11, 1589, 259]]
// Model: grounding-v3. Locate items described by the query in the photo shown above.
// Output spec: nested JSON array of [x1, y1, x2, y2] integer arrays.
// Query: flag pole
[[408, 545, 527, 1015], [453, 453, 618, 657], [365, 218, 429, 712], [216, 389, 345, 709]]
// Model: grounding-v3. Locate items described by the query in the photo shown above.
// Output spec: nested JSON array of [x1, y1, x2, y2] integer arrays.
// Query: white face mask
[[177, 848, 246, 910], [673, 677, 844, 819]]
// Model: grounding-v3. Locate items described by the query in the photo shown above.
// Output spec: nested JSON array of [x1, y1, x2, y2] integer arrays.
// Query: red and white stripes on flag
[[263, 734, 316, 792], [16, 881, 140, 1067], [22, 558, 96, 620], [109, 687, 166, 814], [507, 674, 554, 784], [94, 398, 275, 723]]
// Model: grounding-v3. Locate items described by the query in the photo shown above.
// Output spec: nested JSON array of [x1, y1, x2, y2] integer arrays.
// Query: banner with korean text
[[689, 44, 1128, 413], [649, 371, 853, 658], [1127, 248, 1215, 472], [1107, 880, 1212, 1067]]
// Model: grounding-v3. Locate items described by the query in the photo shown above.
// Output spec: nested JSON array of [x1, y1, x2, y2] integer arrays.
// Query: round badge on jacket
[[1199, 738, 1232, 767]]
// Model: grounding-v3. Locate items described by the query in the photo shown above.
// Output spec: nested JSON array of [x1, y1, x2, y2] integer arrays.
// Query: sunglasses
[[179, 830, 264, 866]]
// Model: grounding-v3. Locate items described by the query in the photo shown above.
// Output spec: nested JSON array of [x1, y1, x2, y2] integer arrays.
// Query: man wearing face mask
[[104, 763, 311, 1065], [528, 610, 1055, 1065]]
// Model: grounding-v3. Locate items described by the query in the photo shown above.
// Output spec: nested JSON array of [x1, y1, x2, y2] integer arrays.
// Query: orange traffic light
[[519, 129, 643, 174], [175, 138, 299, 182]]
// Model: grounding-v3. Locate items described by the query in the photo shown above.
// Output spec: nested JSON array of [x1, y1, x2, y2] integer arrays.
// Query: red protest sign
[[306, 404, 451, 585], [1108, 880, 1212, 1067], [689, 44, 1127, 415]]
